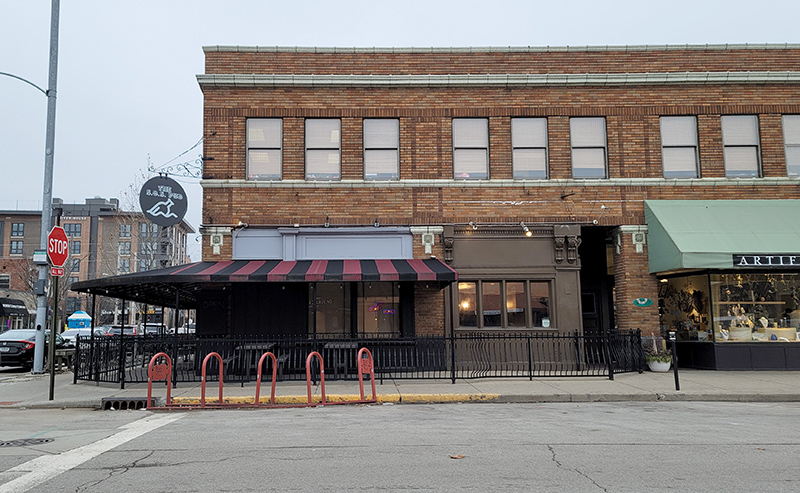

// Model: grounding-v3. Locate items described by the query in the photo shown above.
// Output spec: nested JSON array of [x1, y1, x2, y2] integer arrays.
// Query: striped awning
[[70, 259, 457, 308], [157, 259, 457, 282]]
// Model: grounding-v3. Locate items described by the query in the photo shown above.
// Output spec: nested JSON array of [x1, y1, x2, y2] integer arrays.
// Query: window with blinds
[[453, 118, 489, 179], [660, 116, 699, 178], [570, 117, 607, 179], [782, 115, 800, 177], [247, 119, 282, 180], [363, 119, 399, 180], [512, 118, 548, 179], [306, 119, 341, 180], [721, 115, 761, 178]]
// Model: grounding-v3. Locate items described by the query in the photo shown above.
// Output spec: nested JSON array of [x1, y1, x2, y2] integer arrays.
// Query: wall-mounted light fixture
[[374, 218, 380, 228], [468, 221, 478, 230], [324, 216, 330, 228], [521, 221, 532, 237], [236, 220, 248, 228]]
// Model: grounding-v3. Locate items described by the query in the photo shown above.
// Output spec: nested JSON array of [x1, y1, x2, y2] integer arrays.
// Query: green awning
[[644, 200, 800, 274]]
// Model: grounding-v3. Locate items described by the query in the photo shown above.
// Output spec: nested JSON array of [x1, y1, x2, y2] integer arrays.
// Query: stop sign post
[[47, 226, 69, 276]]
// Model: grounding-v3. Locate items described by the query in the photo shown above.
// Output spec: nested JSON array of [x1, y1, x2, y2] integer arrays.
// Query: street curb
[[4, 393, 800, 410]]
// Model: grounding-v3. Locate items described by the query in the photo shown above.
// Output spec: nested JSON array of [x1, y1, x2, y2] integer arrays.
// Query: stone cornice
[[201, 177, 800, 190], [203, 44, 800, 54], [197, 71, 800, 88]]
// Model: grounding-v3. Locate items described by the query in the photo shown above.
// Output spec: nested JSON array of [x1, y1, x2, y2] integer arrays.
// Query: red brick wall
[[205, 48, 800, 75], [414, 285, 446, 335], [613, 228, 660, 334]]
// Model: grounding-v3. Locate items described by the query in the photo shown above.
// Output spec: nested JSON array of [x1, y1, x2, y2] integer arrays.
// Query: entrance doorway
[[578, 227, 615, 336]]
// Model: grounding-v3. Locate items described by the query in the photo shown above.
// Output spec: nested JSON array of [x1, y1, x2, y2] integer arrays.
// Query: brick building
[[1, 197, 193, 328], [77, 44, 800, 370]]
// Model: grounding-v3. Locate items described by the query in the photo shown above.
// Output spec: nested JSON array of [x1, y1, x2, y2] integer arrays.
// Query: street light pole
[[33, 0, 61, 373]]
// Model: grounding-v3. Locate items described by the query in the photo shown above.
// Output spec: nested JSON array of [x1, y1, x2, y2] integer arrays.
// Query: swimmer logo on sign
[[139, 176, 188, 227]]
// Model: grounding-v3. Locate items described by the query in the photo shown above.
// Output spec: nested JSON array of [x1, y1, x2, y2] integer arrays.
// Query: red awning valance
[[70, 259, 458, 308]]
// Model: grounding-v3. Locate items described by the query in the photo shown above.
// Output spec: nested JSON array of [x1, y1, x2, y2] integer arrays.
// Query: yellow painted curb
[[170, 393, 499, 405]]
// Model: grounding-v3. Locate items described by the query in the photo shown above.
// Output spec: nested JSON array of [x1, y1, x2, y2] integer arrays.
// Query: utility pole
[[33, 0, 61, 373]]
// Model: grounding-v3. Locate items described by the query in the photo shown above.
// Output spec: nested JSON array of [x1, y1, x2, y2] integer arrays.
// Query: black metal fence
[[73, 330, 645, 388]]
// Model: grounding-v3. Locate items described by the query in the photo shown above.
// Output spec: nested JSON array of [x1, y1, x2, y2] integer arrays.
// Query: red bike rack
[[146, 352, 173, 409], [306, 351, 326, 406], [254, 352, 278, 406], [304, 348, 377, 406], [145, 347, 377, 410], [201, 352, 224, 408], [355, 347, 377, 404]]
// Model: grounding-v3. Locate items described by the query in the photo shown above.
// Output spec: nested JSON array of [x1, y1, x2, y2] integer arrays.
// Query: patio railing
[[73, 330, 645, 388]]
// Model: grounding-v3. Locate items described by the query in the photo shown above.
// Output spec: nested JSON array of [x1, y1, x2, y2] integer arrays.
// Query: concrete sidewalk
[[1, 368, 799, 410]]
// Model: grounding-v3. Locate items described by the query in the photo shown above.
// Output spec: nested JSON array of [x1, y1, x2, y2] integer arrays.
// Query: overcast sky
[[2, 0, 798, 260]]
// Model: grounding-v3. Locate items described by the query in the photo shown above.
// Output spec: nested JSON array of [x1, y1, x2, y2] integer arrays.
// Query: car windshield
[[0, 330, 38, 341]]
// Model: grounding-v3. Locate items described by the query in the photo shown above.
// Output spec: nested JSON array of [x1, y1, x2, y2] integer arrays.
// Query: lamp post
[[0, 0, 61, 373]]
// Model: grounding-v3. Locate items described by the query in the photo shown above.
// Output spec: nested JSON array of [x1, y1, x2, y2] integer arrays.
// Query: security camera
[[592, 219, 599, 225]]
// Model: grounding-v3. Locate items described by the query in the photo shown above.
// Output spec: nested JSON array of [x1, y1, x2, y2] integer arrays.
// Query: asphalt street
[[1, 401, 799, 492]]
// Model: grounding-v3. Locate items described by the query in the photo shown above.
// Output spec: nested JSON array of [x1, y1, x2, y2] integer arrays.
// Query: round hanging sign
[[632, 298, 654, 307], [139, 176, 188, 227]]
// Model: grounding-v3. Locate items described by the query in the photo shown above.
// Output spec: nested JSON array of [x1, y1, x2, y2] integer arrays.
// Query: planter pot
[[647, 360, 671, 372]]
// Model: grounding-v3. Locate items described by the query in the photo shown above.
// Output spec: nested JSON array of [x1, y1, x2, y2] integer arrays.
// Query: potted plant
[[643, 334, 672, 372]]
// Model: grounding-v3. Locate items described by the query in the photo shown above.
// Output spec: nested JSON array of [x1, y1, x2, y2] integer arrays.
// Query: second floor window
[[363, 119, 399, 180], [119, 258, 130, 273], [570, 117, 608, 179], [120, 224, 131, 238], [247, 118, 282, 180], [10, 240, 23, 255], [64, 223, 81, 237], [11, 223, 24, 237], [70, 241, 81, 255], [69, 258, 80, 273], [512, 118, 548, 179], [305, 119, 341, 181], [722, 115, 761, 177], [453, 118, 489, 179], [119, 241, 131, 255], [782, 115, 800, 177], [660, 116, 699, 178], [0, 274, 9, 289]]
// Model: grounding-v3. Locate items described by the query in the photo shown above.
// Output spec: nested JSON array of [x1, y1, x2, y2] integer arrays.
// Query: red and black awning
[[156, 259, 457, 283], [71, 259, 457, 308]]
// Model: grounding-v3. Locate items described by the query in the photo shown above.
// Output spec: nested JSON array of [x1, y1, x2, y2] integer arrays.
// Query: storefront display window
[[311, 283, 351, 335], [506, 282, 526, 327], [457, 280, 551, 329], [357, 282, 399, 336], [483, 282, 502, 327], [659, 273, 800, 342], [458, 282, 478, 327], [711, 273, 800, 342]]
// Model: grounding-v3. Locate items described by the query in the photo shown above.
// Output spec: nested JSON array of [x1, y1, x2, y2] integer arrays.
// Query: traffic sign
[[50, 267, 64, 277], [47, 226, 69, 267]]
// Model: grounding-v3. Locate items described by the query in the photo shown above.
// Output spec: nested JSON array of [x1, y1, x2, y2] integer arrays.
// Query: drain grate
[[0, 438, 54, 447], [101, 397, 148, 410]]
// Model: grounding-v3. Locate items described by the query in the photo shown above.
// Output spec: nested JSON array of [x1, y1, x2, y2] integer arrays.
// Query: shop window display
[[659, 273, 800, 342]]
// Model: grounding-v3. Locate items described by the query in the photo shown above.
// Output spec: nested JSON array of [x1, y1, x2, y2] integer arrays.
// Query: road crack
[[548, 444, 609, 492]]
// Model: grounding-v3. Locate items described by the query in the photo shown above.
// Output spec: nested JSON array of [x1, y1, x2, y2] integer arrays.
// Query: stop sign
[[47, 226, 69, 267]]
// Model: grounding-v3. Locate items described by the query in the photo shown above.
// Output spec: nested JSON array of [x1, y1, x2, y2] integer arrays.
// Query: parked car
[[103, 325, 140, 336], [141, 323, 170, 337], [60, 328, 106, 347], [176, 323, 195, 335], [0, 329, 65, 369]]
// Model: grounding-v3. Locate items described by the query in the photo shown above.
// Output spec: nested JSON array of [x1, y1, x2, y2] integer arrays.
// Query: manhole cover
[[0, 438, 54, 447]]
